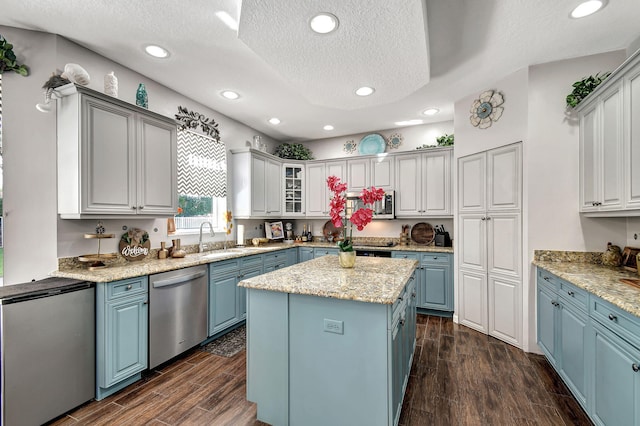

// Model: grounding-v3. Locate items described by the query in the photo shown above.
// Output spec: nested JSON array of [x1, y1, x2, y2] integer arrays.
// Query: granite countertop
[[533, 260, 640, 318], [238, 255, 419, 305], [50, 242, 453, 283]]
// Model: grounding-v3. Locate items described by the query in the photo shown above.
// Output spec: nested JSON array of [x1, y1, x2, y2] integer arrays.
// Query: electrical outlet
[[324, 319, 344, 335]]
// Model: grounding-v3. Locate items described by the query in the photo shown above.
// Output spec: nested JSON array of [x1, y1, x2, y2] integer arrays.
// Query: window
[[175, 129, 226, 232]]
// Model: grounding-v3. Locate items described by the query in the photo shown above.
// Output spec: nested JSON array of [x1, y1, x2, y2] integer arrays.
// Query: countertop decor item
[[170, 238, 186, 258], [436, 133, 454, 146], [386, 133, 403, 149], [602, 242, 622, 266], [621, 246, 640, 272], [273, 143, 314, 160], [175, 106, 221, 140], [61, 63, 90, 86], [119, 228, 150, 261], [322, 219, 343, 241], [78, 231, 116, 270], [566, 72, 610, 108], [0, 33, 29, 76], [470, 89, 504, 129], [104, 71, 118, 97], [411, 222, 435, 245], [136, 83, 148, 109], [343, 139, 357, 154], [158, 242, 169, 259], [327, 175, 385, 263], [358, 133, 386, 155]]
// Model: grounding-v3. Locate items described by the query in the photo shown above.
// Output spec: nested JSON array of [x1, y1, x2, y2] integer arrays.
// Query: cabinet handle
[[486, 217, 491, 221], [126, 284, 132, 290], [403, 255, 408, 258], [433, 257, 438, 260], [543, 276, 550, 281], [411, 292, 416, 299], [398, 296, 403, 302], [608, 313, 618, 322], [399, 319, 405, 326], [567, 291, 574, 297], [633, 363, 639, 372], [143, 301, 148, 305], [131, 206, 136, 210], [481, 217, 486, 221]]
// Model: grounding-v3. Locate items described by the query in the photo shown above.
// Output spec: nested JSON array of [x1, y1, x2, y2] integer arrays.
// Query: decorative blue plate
[[358, 134, 386, 155]]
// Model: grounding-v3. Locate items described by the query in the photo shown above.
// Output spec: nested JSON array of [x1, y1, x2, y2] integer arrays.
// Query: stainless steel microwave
[[345, 190, 395, 219]]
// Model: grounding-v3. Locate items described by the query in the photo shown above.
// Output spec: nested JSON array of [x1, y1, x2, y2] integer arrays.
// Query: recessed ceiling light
[[395, 119, 423, 126], [323, 125, 334, 131], [355, 86, 375, 96], [144, 45, 169, 58], [570, 0, 605, 18], [310, 13, 339, 34], [422, 108, 439, 116], [221, 90, 240, 100], [269, 118, 281, 125]]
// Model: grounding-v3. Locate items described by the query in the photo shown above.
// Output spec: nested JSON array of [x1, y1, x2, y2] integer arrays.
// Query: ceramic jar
[[602, 242, 622, 267]]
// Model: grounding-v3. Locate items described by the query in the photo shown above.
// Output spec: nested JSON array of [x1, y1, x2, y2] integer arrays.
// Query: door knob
[[608, 313, 618, 321]]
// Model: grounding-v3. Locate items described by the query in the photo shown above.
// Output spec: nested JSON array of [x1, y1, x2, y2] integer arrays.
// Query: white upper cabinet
[[231, 149, 282, 219], [578, 49, 640, 215], [305, 160, 346, 217], [458, 153, 486, 213], [57, 85, 177, 218], [346, 159, 370, 193], [371, 156, 395, 191], [395, 148, 452, 217], [283, 164, 305, 217], [487, 143, 522, 211]]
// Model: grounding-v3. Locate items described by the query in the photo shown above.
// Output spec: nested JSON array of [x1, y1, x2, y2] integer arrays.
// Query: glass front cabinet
[[283, 164, 305, 216]]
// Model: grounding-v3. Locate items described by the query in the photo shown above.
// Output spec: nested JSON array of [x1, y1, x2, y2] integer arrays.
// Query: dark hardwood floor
[[49, 314, 591, 425]]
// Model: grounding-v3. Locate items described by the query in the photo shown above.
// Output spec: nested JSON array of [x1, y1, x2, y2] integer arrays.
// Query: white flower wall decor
[[470, 90, 504, 129]]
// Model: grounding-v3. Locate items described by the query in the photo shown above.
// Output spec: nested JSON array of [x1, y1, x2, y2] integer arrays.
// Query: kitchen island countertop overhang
[[238, 255, 419, 304]]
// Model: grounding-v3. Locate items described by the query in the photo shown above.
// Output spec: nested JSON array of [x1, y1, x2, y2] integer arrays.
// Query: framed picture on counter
[[265, 221, 284, 239]]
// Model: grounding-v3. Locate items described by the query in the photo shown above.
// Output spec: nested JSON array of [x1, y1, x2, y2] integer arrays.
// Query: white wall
[[1, 26, 280, 284], [298, 121, 454, 160]]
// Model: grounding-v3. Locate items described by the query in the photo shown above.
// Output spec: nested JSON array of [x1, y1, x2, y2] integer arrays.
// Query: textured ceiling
[[1, 0, 639, 141], [238, 0, 430, 109]]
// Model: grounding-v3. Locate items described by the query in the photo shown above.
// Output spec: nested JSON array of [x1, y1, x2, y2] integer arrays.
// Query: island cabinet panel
[[244, 257, 417, 426], [289, 295, 389, 426]]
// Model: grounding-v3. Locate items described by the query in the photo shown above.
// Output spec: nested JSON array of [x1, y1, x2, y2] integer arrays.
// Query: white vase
[[104, 71, 118, 97]]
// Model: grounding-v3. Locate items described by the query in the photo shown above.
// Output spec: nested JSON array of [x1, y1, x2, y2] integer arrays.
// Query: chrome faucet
[[199, 221, 215, 253]]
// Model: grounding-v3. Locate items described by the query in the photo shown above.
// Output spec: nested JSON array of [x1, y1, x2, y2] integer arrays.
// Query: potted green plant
[[273, 143, 314, 160], [436, 133, 454, 146], [0, 34, 29, 76], [566, 72, 610, 108]]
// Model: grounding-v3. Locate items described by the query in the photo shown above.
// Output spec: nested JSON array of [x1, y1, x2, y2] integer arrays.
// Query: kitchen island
[[239, 255, 418, 426]]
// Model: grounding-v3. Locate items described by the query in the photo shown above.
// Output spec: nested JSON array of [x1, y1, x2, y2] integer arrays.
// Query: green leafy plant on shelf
[[416, 133, 454, 150], [0, 34, 29, 76], [566, 72, 611, 108], [273, 143, 314, 160]]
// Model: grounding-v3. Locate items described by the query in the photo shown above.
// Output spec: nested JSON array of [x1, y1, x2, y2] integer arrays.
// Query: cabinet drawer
[[537, 269, 560, 290], [210, 259, 240, 276], [314, 248, 339, 257], [264, 251, 287, 265], [106, 277, 148, 301], [557, 279, 588, 311], [422, 253, 450, 264], [591, 296, 640, 349], [392, 252, 420, 260], [240, 254, 263, 270]]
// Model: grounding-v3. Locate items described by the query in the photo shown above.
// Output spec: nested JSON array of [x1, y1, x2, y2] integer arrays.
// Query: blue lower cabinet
[[285, 247, 298, 266], [96, 277, 148, 400], [392, 252, 452, 313], [299, 247, 314, 262], [209, 256, 263, 337], [591, 321, 640, 426], [537, 267, 640, 426]]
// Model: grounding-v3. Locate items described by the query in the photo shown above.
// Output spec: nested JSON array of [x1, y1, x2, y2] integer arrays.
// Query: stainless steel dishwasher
[[149, 265, 208, 368], [1, 280, 95, 426]]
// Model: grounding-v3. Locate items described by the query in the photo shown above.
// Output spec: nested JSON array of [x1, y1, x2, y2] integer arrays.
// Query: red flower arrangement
[[327, 176, 385, 252]]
